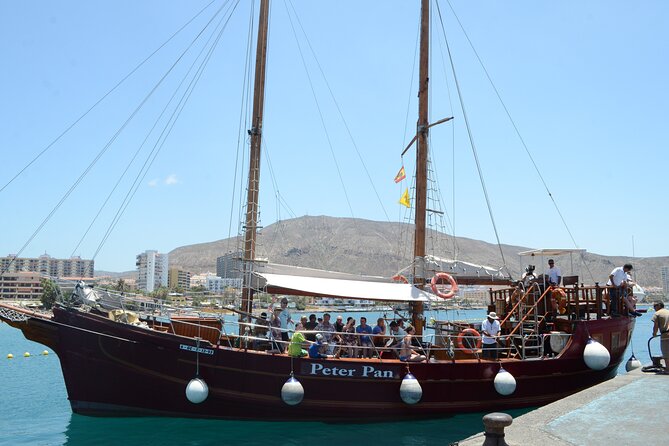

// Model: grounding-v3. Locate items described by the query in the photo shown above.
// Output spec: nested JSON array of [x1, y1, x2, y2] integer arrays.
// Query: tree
[[116, 278, 126, 292], [40, 278, 61, 309]]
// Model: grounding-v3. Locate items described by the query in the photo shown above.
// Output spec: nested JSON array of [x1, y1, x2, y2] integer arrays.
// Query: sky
[[1, 0, 667, 273]]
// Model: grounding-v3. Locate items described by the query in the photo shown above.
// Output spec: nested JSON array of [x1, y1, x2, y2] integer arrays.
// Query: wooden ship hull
[[0, 303, 633, 421]]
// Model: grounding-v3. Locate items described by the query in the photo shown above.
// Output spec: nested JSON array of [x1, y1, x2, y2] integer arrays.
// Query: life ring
[[456, 328, 482, 354], [431, 272, 458, 299], [551, 289, 567, 315], [392, 274, 409, 284]]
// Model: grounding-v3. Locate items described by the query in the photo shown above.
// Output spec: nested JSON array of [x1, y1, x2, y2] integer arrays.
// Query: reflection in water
[[62, 409, 530, 446]]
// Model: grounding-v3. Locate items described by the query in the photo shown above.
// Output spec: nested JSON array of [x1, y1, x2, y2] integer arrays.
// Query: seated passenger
[[288, 326, 308, 357], [304, 314, 318, 341], [308, 334, 332, 359], [356, 317, 374, 358], [399, 326, 426, 362], [372, 318, 386, 348]]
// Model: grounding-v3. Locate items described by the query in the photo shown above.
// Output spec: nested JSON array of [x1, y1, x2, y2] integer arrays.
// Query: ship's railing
[[489, 281, 620, 322], [163, 315, 572, 362]]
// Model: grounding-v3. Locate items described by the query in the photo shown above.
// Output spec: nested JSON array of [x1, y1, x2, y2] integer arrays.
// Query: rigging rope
[[93, 1, 241, 259], [282, 1, 355, 219], [434, 1, 509, 274], [0, 0, 221, 196]]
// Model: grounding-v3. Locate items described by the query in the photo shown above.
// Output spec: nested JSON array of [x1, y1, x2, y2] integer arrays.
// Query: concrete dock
[[458, 368, 669, 446]]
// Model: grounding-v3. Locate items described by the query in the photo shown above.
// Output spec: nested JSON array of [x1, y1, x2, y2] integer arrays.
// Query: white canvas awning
[[254, 272, 436, 302]]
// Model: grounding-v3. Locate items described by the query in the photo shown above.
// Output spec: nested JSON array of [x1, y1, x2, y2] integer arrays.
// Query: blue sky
[[1, 0, 667, 272]]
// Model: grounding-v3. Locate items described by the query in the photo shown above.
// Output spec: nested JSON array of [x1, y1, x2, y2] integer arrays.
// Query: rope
[[0, 0, 221, 196], [434, 1, 509, 272], [282, 1, 355, 219], [443, 0, 582, 252]]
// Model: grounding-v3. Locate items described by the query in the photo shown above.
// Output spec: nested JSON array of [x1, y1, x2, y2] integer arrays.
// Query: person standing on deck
[[652, 301, 669, 373], [607, 264, 633, 316], [481, 311, 501, 360], [545, 259, 562, 286]]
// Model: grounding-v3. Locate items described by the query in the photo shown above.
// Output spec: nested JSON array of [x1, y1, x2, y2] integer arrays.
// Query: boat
[[0, 0, 635, 421]]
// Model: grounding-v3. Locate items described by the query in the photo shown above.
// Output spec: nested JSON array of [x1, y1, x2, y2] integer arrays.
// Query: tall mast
[[412, 0, 429, 335], [241, 0, 270, 321]]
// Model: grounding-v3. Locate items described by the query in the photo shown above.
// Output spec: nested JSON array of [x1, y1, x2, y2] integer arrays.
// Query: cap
[[315, 333, 323, 341]]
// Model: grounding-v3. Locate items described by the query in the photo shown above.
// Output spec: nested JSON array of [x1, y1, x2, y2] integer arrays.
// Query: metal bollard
[[481, 412, 513, 446]]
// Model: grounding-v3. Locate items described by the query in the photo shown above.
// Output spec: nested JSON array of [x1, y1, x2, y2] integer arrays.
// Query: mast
[[411, 0, 430, 335], [241, 0, 270, 324]]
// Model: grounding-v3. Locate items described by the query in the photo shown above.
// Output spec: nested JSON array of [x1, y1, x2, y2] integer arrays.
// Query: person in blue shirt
[[356, 317, 374, 358], [308, 334, 332, 359]]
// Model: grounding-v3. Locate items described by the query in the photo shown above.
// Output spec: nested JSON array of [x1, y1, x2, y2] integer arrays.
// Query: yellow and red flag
[[394, 166, 406, 183], [399, 188, 411, 208]]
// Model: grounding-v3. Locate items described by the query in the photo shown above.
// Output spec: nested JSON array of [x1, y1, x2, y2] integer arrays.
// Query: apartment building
[[168, 268, 191, 290], [136, 250, 168, 293], [0, 253, 94, 278]]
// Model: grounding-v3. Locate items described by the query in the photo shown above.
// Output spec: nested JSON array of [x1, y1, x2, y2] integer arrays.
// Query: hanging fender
[[456, 328, 482, 354], [431, 272, 458, 299]]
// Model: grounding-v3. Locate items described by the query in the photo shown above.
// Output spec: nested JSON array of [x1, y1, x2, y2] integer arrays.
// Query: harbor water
[[0, 307, 657, 446]]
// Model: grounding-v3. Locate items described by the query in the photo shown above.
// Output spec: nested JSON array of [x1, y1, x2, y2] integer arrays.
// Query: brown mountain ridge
[[165, 215, 666, 289]]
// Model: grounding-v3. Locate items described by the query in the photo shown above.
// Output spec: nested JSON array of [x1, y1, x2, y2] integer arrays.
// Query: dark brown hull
[[2, 305, 633, 421]]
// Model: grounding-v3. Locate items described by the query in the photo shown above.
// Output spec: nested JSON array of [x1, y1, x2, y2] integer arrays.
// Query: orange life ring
[[456, 328, 482, 354], [431, 272, 458, 299], [392, 274, 409, 284], [551, 289, 567, 315]]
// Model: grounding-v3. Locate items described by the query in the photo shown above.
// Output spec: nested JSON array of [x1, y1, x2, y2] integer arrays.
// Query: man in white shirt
[[546, 259, 562, 286], [481, 311, 501, 359], [607, 264, 633, 316]]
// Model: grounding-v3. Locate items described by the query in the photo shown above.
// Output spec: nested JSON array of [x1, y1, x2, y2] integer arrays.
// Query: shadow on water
[[63, 409, 533, 446]]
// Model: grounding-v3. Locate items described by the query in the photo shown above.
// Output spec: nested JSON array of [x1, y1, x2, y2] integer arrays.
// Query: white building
[[662, 266, 669, 297], [136, 250, 168, 293]]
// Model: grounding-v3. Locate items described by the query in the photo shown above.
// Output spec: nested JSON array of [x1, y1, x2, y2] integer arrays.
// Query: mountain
[[167, 215, 667, 288]]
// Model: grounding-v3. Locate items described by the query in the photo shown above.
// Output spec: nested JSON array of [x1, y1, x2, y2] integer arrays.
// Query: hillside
[[166, 215, 667, 288]]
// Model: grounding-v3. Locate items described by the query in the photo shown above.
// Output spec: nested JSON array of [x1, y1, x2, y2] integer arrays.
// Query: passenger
[[356, 317, 374, 358], [339, 317, 358, 358], [607, 264, 633, 316], [334, 315, 345, 334], [372, 318, 387, 348], [277, 297, 293, 344], [651, 301, 669, 374], [399, 326, 426, 362], [624, 273, 642, 317], [481, 311, 500, 360], [304, 313, 318, 341], [295, 315, 308, 331], [545, 259, 562, 286], [395, 319, 407, 342], [269, 308, 284, 352], [252, 312, 270, 350], [521, 265, 536, 288], [316, 313, 336, 354], [288, 325, 308, 357], [308, 334, 333, 359]]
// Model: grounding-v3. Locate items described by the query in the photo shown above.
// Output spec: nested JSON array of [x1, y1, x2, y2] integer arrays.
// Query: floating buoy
[[625, 354, 642, 372], [23, 352, 30, 358], [494, 367, 517, 395], [583, 339, 610, 371], [42, 350, 49, 356], [7, 354, 13, 359], [281, 375, 304, 406], [399, 372, 422, 405], [185, 377, 209, 404]]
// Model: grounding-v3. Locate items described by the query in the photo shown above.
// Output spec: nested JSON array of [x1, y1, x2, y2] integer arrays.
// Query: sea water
[[0, 307, 656, 446]]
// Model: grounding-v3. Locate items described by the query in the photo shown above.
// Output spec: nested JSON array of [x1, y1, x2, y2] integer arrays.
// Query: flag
[[399, 188, 411, 208], [394, 166, 406, 183]]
